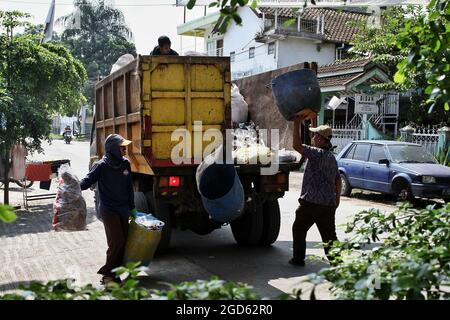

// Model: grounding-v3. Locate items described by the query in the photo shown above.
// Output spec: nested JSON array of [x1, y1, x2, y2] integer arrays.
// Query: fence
[[411, 127, 440, 155], [331, 126, 364, 154]]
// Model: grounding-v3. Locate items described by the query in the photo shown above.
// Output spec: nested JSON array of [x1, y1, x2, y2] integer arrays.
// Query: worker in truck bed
[[80, 134, 137, 285], [150, 35, 179, 56], [291, 110, 341, 267]]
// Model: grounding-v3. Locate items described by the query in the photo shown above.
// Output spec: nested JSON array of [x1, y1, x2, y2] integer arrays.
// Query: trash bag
[[110, 54, 135, 74], [184, 51, 207, 56], [231, 84, 248, 125], [52, 164, 87, 231], [124, 213, 164, 266], [232, 121, 275, 164], [196, 149, 244, 223]]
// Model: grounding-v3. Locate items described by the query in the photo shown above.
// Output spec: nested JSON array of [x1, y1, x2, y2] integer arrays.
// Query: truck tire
[[230, 194, 264, 246], [259, 200, 281, 246], [145, 193, 172, 255]]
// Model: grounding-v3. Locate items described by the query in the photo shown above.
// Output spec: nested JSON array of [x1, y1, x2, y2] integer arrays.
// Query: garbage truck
[[90, 55, 302, 253]]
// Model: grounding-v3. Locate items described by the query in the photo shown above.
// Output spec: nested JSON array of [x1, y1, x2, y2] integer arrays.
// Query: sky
[[0, 0, 211, 54]]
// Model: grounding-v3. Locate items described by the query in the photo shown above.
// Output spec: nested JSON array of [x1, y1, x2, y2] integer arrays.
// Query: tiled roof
[[259, 7, 369, 43], [317, 59, 388, 89], [318, 58, 372, 73], [318, 73, 363, 87]]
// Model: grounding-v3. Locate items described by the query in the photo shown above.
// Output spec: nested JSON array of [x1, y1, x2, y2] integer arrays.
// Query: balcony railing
[[207, 47, 224, 57], [263, 16, 324, 36]]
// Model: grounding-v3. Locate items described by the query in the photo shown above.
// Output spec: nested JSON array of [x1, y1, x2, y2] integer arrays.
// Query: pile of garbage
[[52, 165, 87, 231], [232, 121, 274, 164]]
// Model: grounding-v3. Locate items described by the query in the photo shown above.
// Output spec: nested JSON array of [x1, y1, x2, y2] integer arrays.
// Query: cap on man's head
[[120, 138, 132, 146], [309, 125, 333, 141], [158, 36, 171, 47], [105, 133, 132, 147]]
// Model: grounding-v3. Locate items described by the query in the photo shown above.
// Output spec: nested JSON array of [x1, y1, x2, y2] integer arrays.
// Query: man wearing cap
[[80, 134, 137, 284], [291, 111, 342, 266]]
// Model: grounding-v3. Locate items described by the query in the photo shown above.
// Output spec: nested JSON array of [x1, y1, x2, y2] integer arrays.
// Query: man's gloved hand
[[130, 208, 138, 219]]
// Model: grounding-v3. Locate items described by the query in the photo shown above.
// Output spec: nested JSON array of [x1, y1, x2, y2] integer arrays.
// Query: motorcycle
[[64, 132, 72, 144]]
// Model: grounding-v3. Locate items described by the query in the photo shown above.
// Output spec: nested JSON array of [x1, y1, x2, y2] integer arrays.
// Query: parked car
[[336, 140, 450, 202]]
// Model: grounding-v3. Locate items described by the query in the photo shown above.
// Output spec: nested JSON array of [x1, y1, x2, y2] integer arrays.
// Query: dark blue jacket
[[80, 135, 135, 217]]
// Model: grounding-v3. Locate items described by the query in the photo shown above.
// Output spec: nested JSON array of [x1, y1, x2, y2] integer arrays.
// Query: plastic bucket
[[271, 69, 321, 121]]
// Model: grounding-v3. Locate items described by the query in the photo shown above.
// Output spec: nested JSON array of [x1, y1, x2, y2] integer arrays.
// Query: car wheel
[[340, 173, 352, 197], [397, 185, 414, 203]]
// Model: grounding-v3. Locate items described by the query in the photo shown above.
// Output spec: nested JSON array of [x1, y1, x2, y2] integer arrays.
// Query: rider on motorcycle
[[62, 125, 72, 143]]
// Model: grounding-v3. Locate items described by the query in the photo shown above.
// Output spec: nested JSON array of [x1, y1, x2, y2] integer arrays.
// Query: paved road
[[0, 139, 417, 299]]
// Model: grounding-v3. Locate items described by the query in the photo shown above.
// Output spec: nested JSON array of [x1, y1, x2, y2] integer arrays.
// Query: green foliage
[[0, 11, 86, 203], [151, 277, 260, 300], [394, 0, 450, 114], [0, 262, 261, 300], [58, 1, 136, 78], [435, 145, 450, 166], [303, 203, 450, 300], [0, 204, 16, 223], [56, 1, 137, 107]]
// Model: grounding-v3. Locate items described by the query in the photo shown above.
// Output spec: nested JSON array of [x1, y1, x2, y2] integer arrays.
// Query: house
[[177, 6, 370, 79]]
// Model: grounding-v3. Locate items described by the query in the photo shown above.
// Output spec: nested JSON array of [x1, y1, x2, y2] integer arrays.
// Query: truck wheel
[[230, 194, 264, 246], [146, 194, 172, 255], [259, 200, 281, 246]]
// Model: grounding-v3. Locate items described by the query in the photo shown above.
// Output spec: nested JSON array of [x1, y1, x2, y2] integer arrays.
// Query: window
[[216, 39, 223, 56], [268, 42, 275, 55], [369, 145, 387, 163], [352, 144, 370, 161], [249, 47, 255, 59], [343, 144, 356, 159], [206, 41, 214, 56], [230, 51, 235, 62]]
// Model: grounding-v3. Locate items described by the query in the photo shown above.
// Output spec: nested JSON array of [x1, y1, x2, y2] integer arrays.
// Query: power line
[[0, 0, 177, 6]]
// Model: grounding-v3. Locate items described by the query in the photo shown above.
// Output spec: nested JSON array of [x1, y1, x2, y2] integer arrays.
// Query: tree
[[394, 0, 450, 115], [349, 5, 449, 125], [57, 0, 137, 107], [0, 11, 87, 204]]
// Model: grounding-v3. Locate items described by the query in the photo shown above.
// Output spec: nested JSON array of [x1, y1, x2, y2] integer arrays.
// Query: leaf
[[394, 70, 406, 84], [445, 102, 449, 111], [0, 205, 17, 223], [283, 18, 296, 28], [209, 2, 218, 7], [251, 0, 257, 9], [187, 0, 196, 10], [431, 39, 441, 52]]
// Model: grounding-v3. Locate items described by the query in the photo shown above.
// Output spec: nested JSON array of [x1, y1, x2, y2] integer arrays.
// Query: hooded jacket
[[80, 134, 135, 217], [150, 46, 179, 56]]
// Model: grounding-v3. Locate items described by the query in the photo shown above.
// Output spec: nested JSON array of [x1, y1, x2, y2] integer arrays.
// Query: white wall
[[222, 7, 278, 79], [199, 7, 337, 79], [277, 38, 335, 68]]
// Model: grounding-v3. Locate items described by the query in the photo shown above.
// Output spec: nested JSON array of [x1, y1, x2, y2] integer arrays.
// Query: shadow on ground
[[0, 204, 98, 238], [348, 190, 444, 209], [138, 228, 331, 298]]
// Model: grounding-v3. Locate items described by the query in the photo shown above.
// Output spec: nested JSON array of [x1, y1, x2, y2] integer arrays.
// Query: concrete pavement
[[1, 139, 400, 299]]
